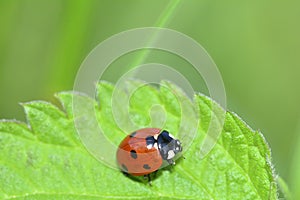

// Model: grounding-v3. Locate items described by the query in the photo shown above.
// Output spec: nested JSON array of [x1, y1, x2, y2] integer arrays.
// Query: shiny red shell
[[116, 128, 162, 176]]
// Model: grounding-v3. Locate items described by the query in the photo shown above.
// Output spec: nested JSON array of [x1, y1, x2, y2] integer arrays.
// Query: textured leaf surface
[[0, 81, 277, 199]]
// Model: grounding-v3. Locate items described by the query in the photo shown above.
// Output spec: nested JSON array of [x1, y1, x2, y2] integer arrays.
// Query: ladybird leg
[[144, 174, 152, 186], [167, 159, 175, 165], [153, 170, 158, 179], [122, 171, 129, 177]]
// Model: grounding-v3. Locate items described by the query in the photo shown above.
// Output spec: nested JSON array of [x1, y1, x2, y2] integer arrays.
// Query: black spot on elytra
[[130, 150, 137, 159], [129, 132, 137, 138], [143, 164, 151, 170], [121, 164, 128, 172]]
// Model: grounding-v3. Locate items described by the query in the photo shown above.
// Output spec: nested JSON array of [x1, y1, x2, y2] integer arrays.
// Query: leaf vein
[[177, 166, 215, 199]]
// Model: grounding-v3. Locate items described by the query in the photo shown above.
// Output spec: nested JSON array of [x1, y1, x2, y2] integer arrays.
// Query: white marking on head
[[167, 150, 175, 159], [153, 142, 158, 149], [169, 133, 175, 139], [147, 143, 153, 149], [177, 140, 180, 145], [154, 134, 159, 140], [175, 147, 179, 151]]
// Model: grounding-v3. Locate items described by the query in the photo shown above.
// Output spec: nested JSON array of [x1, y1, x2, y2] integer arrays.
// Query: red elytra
[[116, 128, 182, 176]]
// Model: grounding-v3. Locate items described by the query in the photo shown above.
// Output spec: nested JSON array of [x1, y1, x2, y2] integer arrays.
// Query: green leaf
[[290, 120, 300, 199], [0, 81, 278, 199]]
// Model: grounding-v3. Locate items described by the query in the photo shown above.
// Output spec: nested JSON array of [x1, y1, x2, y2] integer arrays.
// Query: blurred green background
[[1, 0, 299, 197]]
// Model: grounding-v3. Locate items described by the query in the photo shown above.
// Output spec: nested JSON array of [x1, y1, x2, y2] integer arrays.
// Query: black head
[[157, 130, 182, 165]]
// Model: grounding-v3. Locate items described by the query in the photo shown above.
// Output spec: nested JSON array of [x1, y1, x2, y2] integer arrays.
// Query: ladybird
[[116, 128, 182, 178]]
